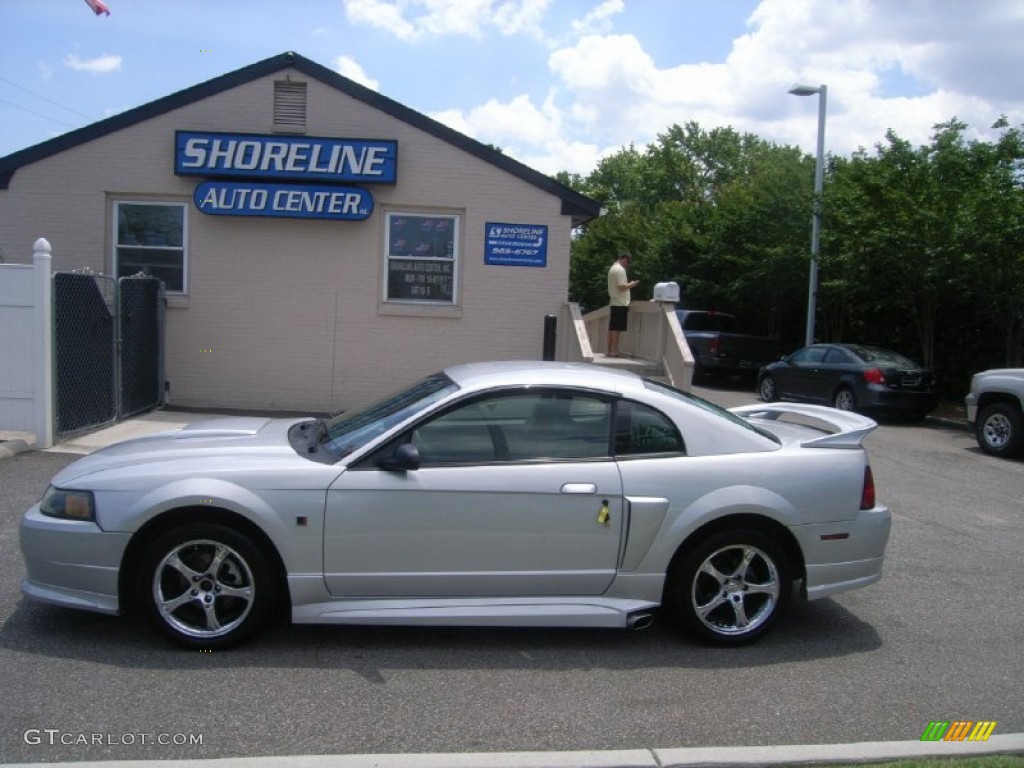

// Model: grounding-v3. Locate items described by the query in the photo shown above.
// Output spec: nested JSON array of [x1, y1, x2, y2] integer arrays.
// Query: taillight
[[709, 337, 720, 356], [860, 466, 876, 510], [863, 368, 886, 384]]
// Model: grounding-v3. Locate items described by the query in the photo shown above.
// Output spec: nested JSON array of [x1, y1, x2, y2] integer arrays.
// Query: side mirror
[[378, 443, 420, 472], [781, 354, 791, 363]]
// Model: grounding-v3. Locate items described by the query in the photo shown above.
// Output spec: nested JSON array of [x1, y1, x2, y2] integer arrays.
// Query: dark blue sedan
[[758, 344, 938, 421]]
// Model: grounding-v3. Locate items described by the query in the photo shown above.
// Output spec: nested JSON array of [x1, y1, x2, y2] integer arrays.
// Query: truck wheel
[[759, 374, 778, 402], [976, 402, 1024, 457], [691, 361, 707, 386]]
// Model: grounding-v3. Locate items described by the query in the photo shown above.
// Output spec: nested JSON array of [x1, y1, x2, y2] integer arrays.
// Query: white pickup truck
[[965, 368, 1024, 458]]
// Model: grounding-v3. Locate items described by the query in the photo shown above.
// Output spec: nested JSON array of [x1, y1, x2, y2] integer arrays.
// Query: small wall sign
[[484, 223, 548, 267]]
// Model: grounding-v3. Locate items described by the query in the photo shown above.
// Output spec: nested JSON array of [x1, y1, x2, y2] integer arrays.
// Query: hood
[[52, 417, 309, 485]]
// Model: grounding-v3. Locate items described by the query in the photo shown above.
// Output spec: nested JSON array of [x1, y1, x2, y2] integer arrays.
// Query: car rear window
[[642, 379, 781, 445], [849, 346, 920, 368]]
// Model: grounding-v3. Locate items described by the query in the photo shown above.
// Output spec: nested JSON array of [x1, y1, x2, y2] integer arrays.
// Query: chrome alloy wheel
[[690, 543, 781, 637], [152, 539, 256, 639]]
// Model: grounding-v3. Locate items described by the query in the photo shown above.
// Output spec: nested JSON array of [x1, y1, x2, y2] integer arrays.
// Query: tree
[[568, 122, 813, 343], [563, 117, 1024, 391], [823, 119, 1024, 382]]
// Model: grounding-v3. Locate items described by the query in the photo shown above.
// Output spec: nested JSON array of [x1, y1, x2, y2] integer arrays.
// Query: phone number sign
[[484, 223, 548, 267]]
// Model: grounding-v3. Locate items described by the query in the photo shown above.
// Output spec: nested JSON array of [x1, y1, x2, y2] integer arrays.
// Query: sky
[[1, 0, 1023, 176]]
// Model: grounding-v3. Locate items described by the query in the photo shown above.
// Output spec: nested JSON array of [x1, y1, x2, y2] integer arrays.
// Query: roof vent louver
[[273, 80, 307, 134]]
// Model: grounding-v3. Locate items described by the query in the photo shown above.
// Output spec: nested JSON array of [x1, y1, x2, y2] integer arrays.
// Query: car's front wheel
[[759, 374, 778, 402], [976, 402, 1024, 458], [665, 530, 791, 646], [139, 523, 275, 649]]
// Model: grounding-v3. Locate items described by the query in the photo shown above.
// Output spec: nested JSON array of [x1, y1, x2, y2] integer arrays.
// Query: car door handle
[[561, 483, 597, 494]]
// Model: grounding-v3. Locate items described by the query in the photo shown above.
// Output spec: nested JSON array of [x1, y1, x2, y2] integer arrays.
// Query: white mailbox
[[652, 281, 680, 303]]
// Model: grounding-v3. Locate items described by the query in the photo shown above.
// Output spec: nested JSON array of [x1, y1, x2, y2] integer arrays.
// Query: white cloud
[[38, 61, 54, 81], [333, 55, 380, 90], [62, 53, 122, 73], [363, 0, 1023, 176], [529, 0, 1024, 172], [570, 0, 623, 36], [429, 90, 601, 175], [342, 0, 550, 41], [343, 0, 417, 39]]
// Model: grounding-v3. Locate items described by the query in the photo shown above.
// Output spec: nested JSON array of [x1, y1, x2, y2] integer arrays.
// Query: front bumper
[[793, 502, 892, 600], [19, 503, 131, 615], [964, 393, 978, 424]]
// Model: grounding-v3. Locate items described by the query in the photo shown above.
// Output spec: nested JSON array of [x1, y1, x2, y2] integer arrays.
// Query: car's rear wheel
[[665, 530, 791, 646], [759, 374, 778, 402], [833, 387, 856, 411], [139, 523, 275, 649], [976, 402, 1024, 457]]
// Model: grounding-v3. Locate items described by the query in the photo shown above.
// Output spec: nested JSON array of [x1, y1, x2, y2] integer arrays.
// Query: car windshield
[[321, 373, 458, 459], [642, 379, 781, 445], [849, 346, 920, 368]]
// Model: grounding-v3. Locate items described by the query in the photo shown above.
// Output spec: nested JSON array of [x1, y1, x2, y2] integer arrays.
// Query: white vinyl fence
[[0, 238, 53, 448]]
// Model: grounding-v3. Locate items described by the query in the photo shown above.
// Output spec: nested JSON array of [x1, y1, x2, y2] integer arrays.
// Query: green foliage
[[565, 118, 1024, 396]]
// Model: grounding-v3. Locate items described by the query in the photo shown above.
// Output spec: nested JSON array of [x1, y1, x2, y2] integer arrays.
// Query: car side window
[[823, 347, 853, 364], [614, 400, 686, 457], [409, 391, 612, 465], [791, 346, 828, 364]]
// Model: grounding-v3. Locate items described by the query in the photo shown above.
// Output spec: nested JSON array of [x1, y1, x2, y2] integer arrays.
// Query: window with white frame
[[115, 201, 187, 293], [384, 212, 458, 304]]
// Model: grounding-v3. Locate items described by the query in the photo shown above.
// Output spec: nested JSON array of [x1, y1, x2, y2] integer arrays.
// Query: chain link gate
[[119, 276, 165, 418], [53, 273, 164, 437]]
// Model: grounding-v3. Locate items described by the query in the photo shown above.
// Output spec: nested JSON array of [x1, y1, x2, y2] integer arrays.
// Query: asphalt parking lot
[[0, 385, 1021, 765]]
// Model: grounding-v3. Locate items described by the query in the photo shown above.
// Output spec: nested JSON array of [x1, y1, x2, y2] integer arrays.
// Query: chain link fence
[[53, 272, 164, 437]]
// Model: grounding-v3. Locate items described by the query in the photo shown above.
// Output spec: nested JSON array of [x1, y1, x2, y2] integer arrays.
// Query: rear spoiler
[[730, 403, 878, 449]]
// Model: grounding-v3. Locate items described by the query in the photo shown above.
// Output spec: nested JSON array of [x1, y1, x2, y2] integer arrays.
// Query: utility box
[[652, 281, 680, 303]]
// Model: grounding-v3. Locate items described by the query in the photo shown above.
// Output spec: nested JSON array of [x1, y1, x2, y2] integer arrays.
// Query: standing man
[[606, 252, 639, 357]]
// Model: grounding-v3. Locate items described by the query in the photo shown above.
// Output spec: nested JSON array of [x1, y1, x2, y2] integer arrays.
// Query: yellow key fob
[[597, 504, 610, 526]]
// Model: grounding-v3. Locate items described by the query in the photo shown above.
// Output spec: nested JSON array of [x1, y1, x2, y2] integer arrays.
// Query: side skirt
[[291, 596, 660, 629]]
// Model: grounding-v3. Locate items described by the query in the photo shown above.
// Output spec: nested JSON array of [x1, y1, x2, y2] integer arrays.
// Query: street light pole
[[789, 83, 827, 347]]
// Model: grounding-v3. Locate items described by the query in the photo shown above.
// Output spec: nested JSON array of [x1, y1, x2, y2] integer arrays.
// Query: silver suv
[[965, 369, 1024, 458]]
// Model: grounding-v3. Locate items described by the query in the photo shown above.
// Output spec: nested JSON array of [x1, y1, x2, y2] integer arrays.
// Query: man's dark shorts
[[609, 305, 629, 332]]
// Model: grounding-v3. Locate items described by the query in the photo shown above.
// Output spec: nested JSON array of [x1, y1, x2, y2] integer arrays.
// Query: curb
[[3, 735, 1023, 768]]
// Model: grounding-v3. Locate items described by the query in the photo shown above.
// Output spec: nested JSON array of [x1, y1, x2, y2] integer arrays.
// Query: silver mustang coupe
[[21, 361, 890, 649]]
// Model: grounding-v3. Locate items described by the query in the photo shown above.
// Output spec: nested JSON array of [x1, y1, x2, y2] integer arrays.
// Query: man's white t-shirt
[[608, 261, 631, 307]]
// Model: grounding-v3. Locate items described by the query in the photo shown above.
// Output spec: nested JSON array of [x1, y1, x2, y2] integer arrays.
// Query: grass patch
[[808, 756, 1024, 768]]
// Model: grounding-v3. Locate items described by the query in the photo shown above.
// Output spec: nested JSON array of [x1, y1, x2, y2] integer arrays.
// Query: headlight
[[39, 486, 96, 521]]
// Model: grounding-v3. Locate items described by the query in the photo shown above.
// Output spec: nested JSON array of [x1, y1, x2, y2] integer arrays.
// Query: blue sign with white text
[[193, 180, 374, 220], [484, 223, 548, 267], [176, 131, 397, 184]]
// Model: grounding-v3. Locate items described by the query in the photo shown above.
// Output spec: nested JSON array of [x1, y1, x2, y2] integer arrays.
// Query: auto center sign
[[175, 130, 396, 221], [193, 180, 373, 220]]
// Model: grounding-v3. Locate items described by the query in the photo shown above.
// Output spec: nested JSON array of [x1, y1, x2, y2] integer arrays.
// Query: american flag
[[84, 0, 111, 16]]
